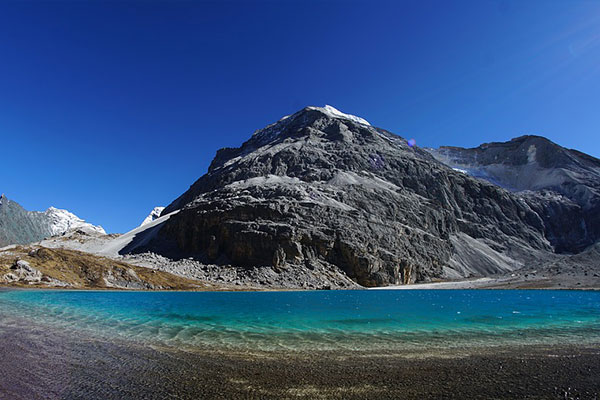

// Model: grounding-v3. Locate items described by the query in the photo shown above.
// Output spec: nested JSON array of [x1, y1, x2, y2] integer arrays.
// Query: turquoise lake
[[1, 289, 599, 351]]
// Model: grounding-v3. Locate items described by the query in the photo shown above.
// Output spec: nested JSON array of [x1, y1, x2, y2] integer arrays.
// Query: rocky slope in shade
[[0, 194, 106, 248], [427, 136, 600, 253], [114, 105, 597, 288]]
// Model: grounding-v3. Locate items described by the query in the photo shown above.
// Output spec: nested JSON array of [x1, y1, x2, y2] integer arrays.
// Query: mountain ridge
[[127, 105, 593, 287], [3, 106, 598, 289], [426, 134, 600, 253]]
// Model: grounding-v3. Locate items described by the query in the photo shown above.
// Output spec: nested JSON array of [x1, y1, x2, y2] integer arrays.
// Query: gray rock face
[[427, 135, 600, 253], [119, 106, 595, 288], [0, 195, 53, 248], [103, 267, 148, 289]]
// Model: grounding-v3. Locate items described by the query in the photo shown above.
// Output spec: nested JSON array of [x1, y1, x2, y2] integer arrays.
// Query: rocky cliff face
[[0, 195, 105, 247], [427, 136, 600, 253], [116, 105, 596, 288]]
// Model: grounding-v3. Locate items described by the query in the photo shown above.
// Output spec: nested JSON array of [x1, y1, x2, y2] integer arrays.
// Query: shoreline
[[2, 290, 599, 399], [370, 277, 600, 291], [2, 281, 600, 292], [1, 317, 598, 399]]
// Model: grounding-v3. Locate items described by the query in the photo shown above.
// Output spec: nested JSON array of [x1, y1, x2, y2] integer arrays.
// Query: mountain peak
[[250, 105, 371, 145], [206, 104, 382, 175], [510, 134, 552, 142]]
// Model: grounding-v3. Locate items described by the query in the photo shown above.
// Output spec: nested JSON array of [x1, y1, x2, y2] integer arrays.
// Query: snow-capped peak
[[308, 105, 371, 126], [246, 105, 372, 149], [140, 206, 165, 227], [44, 207, 106, 236]]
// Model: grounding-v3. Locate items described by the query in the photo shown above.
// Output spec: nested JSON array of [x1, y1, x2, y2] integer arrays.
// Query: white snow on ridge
[[308, 105, 371, 126], [140, 206, 165, 227], [250, 105, 370, 145], [44, 207, 106, 236]]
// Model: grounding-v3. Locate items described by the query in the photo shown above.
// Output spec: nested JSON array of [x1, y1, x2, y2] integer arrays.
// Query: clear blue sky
[[1, 1, 599, 233]]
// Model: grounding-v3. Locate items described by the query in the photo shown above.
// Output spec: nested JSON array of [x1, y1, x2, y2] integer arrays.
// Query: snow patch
[[308, 105, 371, 126], [140, 207, 165, 227]]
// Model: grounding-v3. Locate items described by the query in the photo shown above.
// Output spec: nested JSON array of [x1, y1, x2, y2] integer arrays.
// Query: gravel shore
[[1, 318, 599, 399]]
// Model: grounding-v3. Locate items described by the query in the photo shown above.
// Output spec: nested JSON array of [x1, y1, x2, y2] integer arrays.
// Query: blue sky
[[1, 0, 599, 233]]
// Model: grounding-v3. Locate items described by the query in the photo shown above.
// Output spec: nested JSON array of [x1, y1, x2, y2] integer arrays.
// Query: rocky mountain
[[0, 194, 105, 248], [111, 105, 598, 288], [427, 136, 600, 253], [140, 207, 165, 227]]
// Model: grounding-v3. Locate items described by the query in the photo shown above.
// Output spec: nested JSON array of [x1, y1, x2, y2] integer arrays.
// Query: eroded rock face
[[119, 106, 584, 288]]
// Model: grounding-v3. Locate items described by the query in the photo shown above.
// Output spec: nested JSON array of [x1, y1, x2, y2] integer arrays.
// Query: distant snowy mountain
[[140, 207, 165, 227], [0, 194, 105, 247], [44, 207, 106, 236]]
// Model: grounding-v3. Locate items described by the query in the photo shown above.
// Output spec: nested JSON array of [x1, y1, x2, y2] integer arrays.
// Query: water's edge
[[1, 315, 599, 400], [1, 289, 599, 353]]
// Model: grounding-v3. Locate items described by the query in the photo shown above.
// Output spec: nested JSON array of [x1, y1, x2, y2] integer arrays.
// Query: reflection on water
[[0, 289, 599, 351]]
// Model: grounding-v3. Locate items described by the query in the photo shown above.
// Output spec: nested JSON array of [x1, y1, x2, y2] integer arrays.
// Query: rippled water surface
[[1, 289, 599, 351]]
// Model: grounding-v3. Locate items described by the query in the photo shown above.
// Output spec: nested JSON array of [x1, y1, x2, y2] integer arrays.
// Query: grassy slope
[[0, 245, 223, 290]]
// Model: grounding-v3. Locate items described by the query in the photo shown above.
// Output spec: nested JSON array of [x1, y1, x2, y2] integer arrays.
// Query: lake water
[[1, 289, 599, 352]]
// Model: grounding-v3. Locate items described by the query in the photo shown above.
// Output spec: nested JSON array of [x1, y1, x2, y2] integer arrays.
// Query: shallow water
[[0, 289, 599, 351]]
